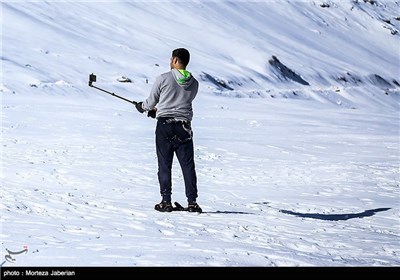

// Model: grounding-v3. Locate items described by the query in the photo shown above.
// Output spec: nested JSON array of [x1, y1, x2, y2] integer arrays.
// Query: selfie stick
[[88, 73, 138, 106]]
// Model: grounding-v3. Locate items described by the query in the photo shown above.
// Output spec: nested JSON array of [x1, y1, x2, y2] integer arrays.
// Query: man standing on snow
[[135, 48, 201, 213]]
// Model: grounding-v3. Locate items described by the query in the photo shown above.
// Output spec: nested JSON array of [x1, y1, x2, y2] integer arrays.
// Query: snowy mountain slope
[[2, 0, 399, 108], [1, 0, 399, 267]]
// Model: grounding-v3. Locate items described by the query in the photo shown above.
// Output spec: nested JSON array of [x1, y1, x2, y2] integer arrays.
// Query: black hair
[[172, 48, 190, 67]]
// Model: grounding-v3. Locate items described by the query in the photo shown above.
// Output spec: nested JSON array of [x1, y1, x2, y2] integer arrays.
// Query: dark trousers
[[155, 117, 198, 203]]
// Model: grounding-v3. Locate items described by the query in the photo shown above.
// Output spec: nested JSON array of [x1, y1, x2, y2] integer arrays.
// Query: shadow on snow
[[279, 208, 391, 221], [203, 210, 255, 215]]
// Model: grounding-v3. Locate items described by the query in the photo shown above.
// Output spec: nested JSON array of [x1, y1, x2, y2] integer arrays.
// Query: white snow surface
[[1, 0, 399, 267]]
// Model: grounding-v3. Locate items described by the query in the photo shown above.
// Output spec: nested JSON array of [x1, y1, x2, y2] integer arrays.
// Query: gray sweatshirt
[[143, 69, 199, 122]]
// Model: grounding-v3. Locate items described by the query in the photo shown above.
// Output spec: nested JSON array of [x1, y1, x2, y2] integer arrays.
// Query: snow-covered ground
[[1, 0, 399, 266]]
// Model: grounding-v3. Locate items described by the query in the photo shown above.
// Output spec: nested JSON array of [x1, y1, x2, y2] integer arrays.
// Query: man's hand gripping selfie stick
[[88, 73, 138, 106]]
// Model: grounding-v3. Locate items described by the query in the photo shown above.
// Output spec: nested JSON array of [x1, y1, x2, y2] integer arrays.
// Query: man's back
[[144, 69, 199, 121]]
